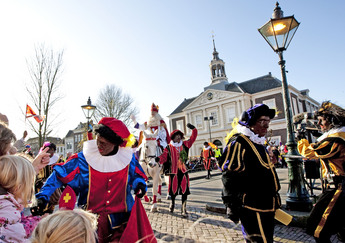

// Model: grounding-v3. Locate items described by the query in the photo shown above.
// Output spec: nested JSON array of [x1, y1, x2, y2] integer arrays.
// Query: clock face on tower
[[207, 92, 213, 100]]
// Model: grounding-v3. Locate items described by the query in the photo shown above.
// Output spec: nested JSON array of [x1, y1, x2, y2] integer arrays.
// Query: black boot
[[169, 196, 175, 213], [181, 195, 188, 217], [205, 170, 211, 179]]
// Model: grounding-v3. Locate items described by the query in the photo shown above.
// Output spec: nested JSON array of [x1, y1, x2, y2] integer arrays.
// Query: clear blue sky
[[1, 0, 344, 139]]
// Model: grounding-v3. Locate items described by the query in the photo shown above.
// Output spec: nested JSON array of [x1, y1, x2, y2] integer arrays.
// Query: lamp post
[[258, 2, 312, 211], [204, 116, 213, 142], [81, 97, 96, 132]]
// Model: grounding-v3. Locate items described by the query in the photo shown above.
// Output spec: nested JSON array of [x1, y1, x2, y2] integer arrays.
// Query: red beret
[[98, 117, 131, 147]]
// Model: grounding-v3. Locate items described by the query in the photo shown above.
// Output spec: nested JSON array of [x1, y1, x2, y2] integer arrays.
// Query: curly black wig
[[94, 124, 124, 146]]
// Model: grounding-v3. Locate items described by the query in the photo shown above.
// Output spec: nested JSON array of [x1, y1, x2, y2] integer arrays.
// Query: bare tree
[[95, 84, 138, 126], [25, 44, 64, 147]]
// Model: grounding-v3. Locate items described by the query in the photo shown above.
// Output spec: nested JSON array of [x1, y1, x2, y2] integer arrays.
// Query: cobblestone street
[[142, 170, 340, 242]]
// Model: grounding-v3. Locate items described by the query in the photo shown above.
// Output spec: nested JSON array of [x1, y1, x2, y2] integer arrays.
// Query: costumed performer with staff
[[218, 104, 281, 243], [297, 101, 345, 243], [131, 102, 171, 202], [155, 123, 197, 217], [131, 103, 170, 150], [36, 117, 148, 243]]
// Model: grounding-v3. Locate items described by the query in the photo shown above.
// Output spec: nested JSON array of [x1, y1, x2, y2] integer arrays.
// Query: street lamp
[[204, 116, 213, 142], [81, 97, 96, 131], [258, 2, 312, 211]]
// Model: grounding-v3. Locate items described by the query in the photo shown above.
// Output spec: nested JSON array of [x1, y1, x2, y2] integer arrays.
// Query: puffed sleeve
[[218, 137, 245, 172], [128, 155, 147, 193], [36, 154, 81, 202], [297, 139, 319, 160]]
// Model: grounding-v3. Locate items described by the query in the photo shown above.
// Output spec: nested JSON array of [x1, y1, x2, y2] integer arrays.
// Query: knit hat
[[239, 104, 276, 127], [151, 103, 159, 113], [98, 117, 136, 147]]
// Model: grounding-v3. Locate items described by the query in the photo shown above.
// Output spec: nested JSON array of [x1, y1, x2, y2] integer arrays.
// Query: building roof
[[237, 73, 281, 94], [170, 73, 282, 116], [65, 130, 74, 138], [170, 97, 197, 115], [225, 82, 243, 92]]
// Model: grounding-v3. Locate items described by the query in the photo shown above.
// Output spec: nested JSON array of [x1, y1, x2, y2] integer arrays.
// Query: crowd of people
[[0, 100, 345, 243]]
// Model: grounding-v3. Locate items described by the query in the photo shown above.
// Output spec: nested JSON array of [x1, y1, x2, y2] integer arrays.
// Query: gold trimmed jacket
[[298, 131, 345, 180], [220, 134, 281, 212]]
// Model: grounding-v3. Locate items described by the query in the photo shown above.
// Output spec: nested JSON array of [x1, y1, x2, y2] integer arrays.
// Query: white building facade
[[168, 41, 319, 157]]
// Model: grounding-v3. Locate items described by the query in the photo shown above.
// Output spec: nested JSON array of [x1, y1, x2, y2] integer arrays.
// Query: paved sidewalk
[[144, 168, 341, 242]]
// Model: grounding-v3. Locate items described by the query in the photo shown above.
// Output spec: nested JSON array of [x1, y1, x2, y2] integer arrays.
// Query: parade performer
[[155, 123, 197, 217], [36, 118, 148, 243], [131, 102, 170, 202], [131, 103, 170, 149], [297, 101, 345, 242], [200, 142, 215, 179], [219, 104, 280, 243]]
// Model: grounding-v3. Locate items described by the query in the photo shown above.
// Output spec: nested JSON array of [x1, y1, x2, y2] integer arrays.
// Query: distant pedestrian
[[200, 142, 215, 179], [219, 104, 280, 243], [215, 146, 222, 162]]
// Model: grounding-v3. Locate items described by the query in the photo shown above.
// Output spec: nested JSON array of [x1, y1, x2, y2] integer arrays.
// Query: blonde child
[[0, 155, 39, 242], [30, 209, 98, 243]]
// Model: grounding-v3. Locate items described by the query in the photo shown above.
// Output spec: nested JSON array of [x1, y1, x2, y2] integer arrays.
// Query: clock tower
[[209, 37, 228, 86]]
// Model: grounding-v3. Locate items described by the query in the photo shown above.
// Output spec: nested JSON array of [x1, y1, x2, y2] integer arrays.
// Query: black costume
[[219, 133, 281, 243]]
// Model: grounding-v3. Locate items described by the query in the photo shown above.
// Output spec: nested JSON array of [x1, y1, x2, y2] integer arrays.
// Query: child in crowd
[[0, 155, 40, 242], [30, 209, 98, 243]]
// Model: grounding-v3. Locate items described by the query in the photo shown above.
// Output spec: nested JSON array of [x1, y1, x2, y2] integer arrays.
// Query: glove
[[155, 157, 160, 162], [226, 207, 240, 224], [134, 183, 146, 198], [187, 123, 195, 130], [32, 198, 48, 216]]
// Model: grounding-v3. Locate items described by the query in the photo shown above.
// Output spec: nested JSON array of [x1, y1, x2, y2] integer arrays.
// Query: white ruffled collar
[[236, 124, 267, 145], [83, 140, 133, 172], [170, 140, 183, 148], [204, 146, 211, 150], [317, 126, 345, 142], [48, 154, 59, 165]]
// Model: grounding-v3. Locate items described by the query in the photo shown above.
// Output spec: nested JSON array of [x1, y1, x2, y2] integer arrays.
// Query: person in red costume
[[36, 118, 147, 243], [155, 123, 197, 217], [201, 142, 215, 179]]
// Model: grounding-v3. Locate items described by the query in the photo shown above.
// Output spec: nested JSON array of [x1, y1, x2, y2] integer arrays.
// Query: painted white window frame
[[176, 120, 184, 134], [226, 105, 236, 124], [263, 98, 276, 109], [195, 114, 203, 128], [292, 97, 298, 115]]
